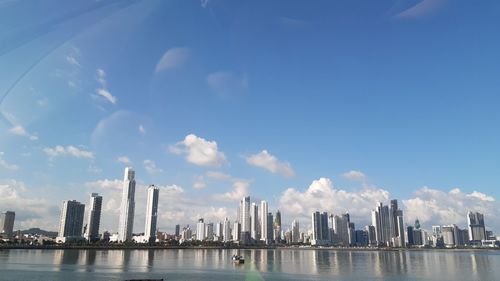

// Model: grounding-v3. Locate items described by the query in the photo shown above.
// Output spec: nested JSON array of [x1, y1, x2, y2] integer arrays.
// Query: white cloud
[[213, 179, 251, 202], [144, 159, 163, 174], [341, 170, 367, 181], [117, 156, 132, 165], [207, 71, 248, 97], [138, 124, 146, 134], [169, 134, 227, 167], [403, 187, 499, 230], [193, 175, 207, 189], [96, 68, 106, 86], [279, 178, 390, 229], [66, 55, 81, 67], [155, 47, 190, 73], [200, 0, 210, 8], [95, 88, 117, 104], [94, 68, 116, 105], [8, 125, 38, 141], [245, 150, 294, 177], [0, 180, 58, 230], [0, 153, 19, 171], [43, 145, 95, 159], [85, 179, 122, 190]]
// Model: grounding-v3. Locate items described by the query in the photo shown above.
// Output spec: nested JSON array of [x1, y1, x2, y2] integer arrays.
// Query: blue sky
[[1, 0, 499, 233]]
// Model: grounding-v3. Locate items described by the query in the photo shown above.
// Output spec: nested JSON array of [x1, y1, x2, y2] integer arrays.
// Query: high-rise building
[[144, 185, 159, 243], [311, 211, 329, 245], [196, 218, 206, 241], [333, 214, 350, 246], [215, 222, 223, 241], [181, 226, 192, 241], [292, 220, 300, 243], [371, 202, 391, 246], [467, 211, 486, 242], [223, 217, 231, 242], [407, 226, 415, 246], [274, 210, 282, 242], [0, 211, 15, 238], [250, 202, 259, 241], [240, 196, 251, 233], [205, 222, 214, 241], [267, 212, 274, 243], [365, 225, 376, 246], [441, 225, 455, 247], [57, 200, 85, 242], [175, 224, 180, 237], [389, 200, 405, 247], [232, 221, 241, 242], [118, 167, 136, 242], [85, 193, 102, 242], [260, 201, 269, 243]]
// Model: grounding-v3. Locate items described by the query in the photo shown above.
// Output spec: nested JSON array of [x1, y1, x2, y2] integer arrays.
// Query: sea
[[0, 248, 498, 280]]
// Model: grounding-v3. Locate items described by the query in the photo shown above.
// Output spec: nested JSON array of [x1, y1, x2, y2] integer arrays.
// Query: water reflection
[[20, 248, 497, 280]]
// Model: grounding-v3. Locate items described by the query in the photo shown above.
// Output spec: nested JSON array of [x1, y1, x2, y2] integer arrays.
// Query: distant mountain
[[19, 228, 58, 237]]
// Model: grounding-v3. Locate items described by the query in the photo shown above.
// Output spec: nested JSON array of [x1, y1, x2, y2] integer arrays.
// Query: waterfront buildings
[[311, 211, 329, 245], [196, 218, 206, 241], [468, 211, 486, 242], [274, 210, 282, 242], [84, 193, 102, 242], [118, 167, 136, 242], [250, 202, 259, 241], [292, 220, 300, 243], [144, 185, 159, 243], [57, 200, 85, 242], [260, 201, 269, 243], [223, 217, 231, 242], [0, 211, 15, 238]]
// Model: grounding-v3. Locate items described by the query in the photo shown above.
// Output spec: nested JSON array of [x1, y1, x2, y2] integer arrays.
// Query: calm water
[[0, 248, 498, 281]]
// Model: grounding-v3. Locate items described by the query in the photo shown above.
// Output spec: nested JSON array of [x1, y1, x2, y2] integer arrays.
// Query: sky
[[1, 0, 500, 234]]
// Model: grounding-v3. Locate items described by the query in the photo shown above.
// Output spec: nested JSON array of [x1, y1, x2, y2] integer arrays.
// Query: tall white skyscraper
[[260, 200, 268, 243], [240, 196, 251, 232], [196, 218, 206, 241], [372, 202, 391, 246], [144, 185, 159, 243], [250, 202, 259, 240], [223, 217, 231, 242], [292, 220, 300, 243], [57, 200, 85, 242], [85, 193, 102, 242], [118, 167, 136, 242], [215, 222, 223, 241], [0, 211, 15, 238]]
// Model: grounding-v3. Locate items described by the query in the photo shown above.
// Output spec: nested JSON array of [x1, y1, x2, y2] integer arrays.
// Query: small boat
[[232, 255, 245, 264]]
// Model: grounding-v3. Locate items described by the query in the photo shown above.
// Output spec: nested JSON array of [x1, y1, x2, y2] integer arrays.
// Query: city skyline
[[1, 0, 500, 236]]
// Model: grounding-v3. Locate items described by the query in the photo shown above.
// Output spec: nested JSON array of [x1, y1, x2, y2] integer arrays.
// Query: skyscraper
[[205, 222, 214, 241], [215, 222, 223, 241], [267, 212, 274, 243], [223, 217, 231, 242], [144, 185, 159, 243], [85, 193, 102, 242], [0, 211, 15, 238], [274, 210, 282, 242], [240, 196, 251, 233], [291, 220, 300, 243], [467, 211, 486, 242], [232, 221, 241, 242], [196, 218, 206, 241], [333, 214, 350, 246], [118, 167, 136, 242], [371, 202, 391, 246], [175, 224, 180, 237], [260, 201, 269, 243], [250, 202, 259, 241], [57, 200, 85, 242], [311, 211, 329, 245], [389, 199, 405, 247]]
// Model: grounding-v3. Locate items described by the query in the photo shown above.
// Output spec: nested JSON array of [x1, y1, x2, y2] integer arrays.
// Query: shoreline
[[1, 245, 498, 251]]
